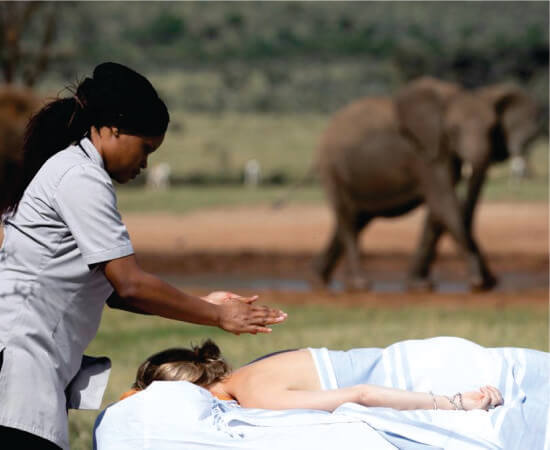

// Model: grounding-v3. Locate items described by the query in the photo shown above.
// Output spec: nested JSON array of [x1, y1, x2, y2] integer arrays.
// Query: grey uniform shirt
[[0, 137, 134, 449]]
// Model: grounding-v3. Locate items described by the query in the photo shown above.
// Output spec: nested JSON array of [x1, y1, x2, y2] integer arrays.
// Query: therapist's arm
[[103, 254, 287, 334]]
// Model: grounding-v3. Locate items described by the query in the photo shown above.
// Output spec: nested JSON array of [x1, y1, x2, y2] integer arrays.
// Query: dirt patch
[[122, 202, 548, 304], [122, 202, 548, 256], [183, 288, 548, 308], [1, 202, 546, 304]]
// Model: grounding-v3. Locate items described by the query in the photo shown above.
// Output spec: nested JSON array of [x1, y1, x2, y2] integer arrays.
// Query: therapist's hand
[[216, 299, 287, 335], [202, 291, 259, 305]]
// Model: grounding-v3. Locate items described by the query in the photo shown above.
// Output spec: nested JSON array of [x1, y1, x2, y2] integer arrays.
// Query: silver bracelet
[[456, 392, 464, 410], [429, 391, 438, 410], [447, 393, 464, 410]]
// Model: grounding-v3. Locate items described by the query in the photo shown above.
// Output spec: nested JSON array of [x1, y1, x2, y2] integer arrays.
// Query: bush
[[149, 12, 185, 44]]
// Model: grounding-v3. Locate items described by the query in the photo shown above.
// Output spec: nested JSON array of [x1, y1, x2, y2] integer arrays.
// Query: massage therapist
[[0, 62, 287, 449]]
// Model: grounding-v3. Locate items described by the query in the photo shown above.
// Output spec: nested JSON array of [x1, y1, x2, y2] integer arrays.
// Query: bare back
[[222, 349, 321, 408], [212, 347, 503, 412]]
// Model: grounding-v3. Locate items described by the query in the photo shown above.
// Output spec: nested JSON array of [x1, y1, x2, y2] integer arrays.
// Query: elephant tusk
[[509, 155, 528, 180]]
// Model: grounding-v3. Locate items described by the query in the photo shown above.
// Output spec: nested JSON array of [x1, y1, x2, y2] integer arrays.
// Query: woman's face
[[98, 129, 164, 183]]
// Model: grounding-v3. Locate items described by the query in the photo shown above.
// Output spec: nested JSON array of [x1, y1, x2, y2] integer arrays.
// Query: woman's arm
[[235, 385, 363, 412], [234, 384, 502, 412], [103, 254, 287, 334], [355, 384, 503, 411]]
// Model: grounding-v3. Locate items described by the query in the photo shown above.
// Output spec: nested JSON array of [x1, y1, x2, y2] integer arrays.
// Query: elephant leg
[[462, 165, 487, 231], [460, 165, 497, 288], [342, 212, 371, 291], [312, 224, 345, 285], [313, 210, 370, 290], [408, 157, 463, 289], [407, 213, 444, 291], [424, 165, 495, 290], [313, 178, 346, 287]]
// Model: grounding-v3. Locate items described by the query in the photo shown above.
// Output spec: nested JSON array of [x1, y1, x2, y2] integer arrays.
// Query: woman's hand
[[202, 291, 258, 305], [216, 299, 287, 335], [462, 385, 503, 410]]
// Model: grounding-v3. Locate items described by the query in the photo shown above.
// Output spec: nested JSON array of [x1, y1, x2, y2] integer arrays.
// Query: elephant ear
[[395, 82, 445, 160], [477, 83, 536, 120], [477, 83, 540, 158], [477, 83, 519, 107]]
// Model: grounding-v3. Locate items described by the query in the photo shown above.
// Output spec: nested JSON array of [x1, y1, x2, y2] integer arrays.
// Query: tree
[[0, 2, 57, 87]]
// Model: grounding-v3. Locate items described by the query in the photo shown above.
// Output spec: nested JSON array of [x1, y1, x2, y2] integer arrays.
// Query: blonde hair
[[133, 339, 231, 390]]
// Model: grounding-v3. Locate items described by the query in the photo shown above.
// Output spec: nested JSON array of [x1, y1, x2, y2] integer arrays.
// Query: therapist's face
[[99, 128, 164, 183]]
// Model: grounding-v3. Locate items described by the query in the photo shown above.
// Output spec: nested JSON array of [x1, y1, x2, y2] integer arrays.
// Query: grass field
[[150, 111, 326, 180], [69, 299, 548, 449]]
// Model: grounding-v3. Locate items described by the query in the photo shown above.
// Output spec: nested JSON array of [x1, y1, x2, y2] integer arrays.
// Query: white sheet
[[94, 381, 395, 449], [94, 337, 550, 450]]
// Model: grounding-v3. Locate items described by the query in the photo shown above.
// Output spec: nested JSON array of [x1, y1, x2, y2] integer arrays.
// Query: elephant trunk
[[456, 130, 492, 171]]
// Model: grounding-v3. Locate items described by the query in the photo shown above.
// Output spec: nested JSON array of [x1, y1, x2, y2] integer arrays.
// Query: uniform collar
[[78, 137, 105, 169]]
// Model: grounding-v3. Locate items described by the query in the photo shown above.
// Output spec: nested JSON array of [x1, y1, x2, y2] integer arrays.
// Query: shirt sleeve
[[52, 164, 134, 266]]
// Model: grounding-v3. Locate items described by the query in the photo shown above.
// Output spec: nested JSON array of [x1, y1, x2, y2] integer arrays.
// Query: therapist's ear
[[112, 127, 120, 138]]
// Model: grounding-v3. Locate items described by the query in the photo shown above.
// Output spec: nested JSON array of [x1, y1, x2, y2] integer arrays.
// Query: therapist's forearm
[[103, 254, 286, 334], [114, 270, 220, 326]]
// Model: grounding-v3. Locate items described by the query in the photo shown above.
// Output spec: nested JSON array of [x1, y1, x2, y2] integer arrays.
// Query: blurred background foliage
[[30, 1, 548, 113], [1, 1, 548, 197]]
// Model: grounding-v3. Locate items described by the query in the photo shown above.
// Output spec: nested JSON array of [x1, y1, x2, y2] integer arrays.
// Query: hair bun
[[133, 340, 230, 389], [196, 339, 221, 362], [93, 62, 137, 81], [93, 62, 158, 102]]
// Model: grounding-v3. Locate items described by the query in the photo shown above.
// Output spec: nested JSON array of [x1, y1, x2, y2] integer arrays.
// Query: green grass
[[117, 184, 324, 213], [480, 137, 548, 202], [69, 301, 548, 449], [150, 111, 326, 180]]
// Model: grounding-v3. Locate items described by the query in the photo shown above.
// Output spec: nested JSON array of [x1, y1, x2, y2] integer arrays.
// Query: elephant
[[314, 76, 540, 291], [0, 86, 39, 213]]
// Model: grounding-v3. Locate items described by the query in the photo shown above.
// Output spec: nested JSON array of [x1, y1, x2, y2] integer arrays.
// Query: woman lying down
[[121, 339, 502, 412], [96, 337, 548, 450]]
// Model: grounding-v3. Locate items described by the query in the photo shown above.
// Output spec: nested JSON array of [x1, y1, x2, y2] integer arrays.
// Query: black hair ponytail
[[0, 97, 88, 216], [1, 62, 169, 217]]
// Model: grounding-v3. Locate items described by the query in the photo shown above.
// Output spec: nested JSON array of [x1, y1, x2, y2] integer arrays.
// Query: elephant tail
[[271, 164, 318, 209]]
